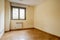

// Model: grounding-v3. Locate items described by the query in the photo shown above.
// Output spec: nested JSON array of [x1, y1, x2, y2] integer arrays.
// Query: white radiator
[[15, 22, 23, 29]]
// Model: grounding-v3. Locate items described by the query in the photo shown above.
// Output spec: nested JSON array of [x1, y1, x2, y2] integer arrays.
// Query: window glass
[[11, 6, 26, 20], [12, 8, 18, 19], [20, 8, 25, 19]]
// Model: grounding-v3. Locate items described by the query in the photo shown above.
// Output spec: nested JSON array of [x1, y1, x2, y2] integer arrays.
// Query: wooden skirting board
[[5, 28, 34, 33]]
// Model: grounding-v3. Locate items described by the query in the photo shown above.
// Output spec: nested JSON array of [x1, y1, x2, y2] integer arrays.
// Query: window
[[11, 6, 26, 20]]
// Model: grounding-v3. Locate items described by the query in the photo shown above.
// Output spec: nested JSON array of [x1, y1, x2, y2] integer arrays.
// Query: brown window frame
[[11, 6, 26, 20]]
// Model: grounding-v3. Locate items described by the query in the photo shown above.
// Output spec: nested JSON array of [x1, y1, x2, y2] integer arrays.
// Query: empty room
[[0, 0, 60, 40]]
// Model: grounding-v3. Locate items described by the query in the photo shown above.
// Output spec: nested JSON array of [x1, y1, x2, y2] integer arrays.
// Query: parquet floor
[[1, 29, 60, 40]]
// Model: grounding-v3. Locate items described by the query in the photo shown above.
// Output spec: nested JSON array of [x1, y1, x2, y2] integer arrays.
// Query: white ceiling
[[8, 0, 43, 6]]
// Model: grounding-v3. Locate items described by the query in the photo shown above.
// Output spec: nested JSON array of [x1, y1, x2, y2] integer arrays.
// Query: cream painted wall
[[5, 0, 34, 31], [34, 0, 60, 36], [0, 0, 5, 38], [5, 0, 10, 31]]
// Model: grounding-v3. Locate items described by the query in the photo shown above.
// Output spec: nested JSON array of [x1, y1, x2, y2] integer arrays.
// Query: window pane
[[12, 8, 18, 19], [20, 8, 25, 19]]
